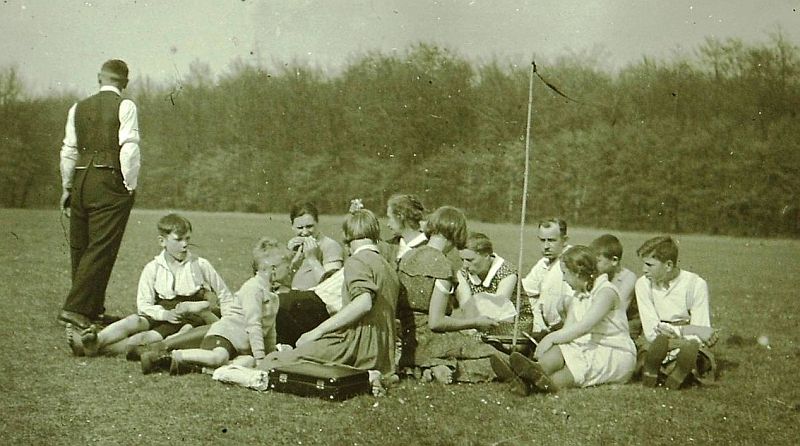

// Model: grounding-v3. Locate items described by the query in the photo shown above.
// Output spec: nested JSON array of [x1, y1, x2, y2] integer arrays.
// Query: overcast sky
[[2, 0, 799, 96]]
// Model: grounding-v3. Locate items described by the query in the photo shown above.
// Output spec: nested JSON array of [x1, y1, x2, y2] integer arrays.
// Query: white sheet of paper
[[469, 293, 517, 322]]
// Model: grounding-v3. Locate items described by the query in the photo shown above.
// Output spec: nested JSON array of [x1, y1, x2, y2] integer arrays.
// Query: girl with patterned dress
[[497, 245, 636, 394], [397, 207, 506, 383], [455, 232, 536, 338]]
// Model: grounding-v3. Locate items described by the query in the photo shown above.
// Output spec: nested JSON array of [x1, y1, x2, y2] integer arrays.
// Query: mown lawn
[[1, 208, 798, 445]]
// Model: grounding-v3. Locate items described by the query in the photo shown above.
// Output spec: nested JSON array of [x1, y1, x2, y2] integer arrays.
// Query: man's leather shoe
[[58, 310, 92, 329], [92, 313, 122, 327]]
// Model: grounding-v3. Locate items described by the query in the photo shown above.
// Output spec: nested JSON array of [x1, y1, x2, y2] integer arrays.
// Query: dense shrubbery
[[2, 35, 798, 237]]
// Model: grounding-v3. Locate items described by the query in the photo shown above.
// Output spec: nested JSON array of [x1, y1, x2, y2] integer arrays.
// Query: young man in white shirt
[[634, 235, 718, 389], [520, 218, 574, 334]]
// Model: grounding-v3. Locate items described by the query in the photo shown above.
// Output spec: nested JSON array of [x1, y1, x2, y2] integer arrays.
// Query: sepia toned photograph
[[1, 1, 799, 444]]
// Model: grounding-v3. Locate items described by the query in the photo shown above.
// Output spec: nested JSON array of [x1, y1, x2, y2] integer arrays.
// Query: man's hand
[[302, 237, 321, 261], [60, 189, 71, 217]]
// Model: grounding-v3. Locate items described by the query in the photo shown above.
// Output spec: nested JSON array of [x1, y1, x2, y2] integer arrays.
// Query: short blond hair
[[251, 237, 291, 274]]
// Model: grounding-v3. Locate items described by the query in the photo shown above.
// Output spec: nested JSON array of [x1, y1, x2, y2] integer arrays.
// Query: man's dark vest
[[74, 90, 123, 169]]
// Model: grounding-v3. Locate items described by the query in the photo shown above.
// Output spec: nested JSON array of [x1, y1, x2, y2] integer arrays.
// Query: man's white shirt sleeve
[[60, 103, 79, 190], [118, 99, 140, 191]]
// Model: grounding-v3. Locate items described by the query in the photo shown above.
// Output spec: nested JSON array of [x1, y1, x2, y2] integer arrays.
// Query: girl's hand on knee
[[296, 329, 321, 346], [534, 335, 554, 360]]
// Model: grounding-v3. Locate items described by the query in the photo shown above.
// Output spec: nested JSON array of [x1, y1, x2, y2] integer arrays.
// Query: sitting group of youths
[[64, 194, 718, 395]]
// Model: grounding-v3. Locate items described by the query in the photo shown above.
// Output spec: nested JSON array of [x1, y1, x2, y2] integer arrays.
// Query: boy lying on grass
[[66, 213, 232, 357], [141, 237, 288, 374]]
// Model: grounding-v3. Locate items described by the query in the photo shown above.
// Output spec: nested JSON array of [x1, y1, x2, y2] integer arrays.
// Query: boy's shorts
[[201, 335, 237, 358], [143, 318, 186, 339], [144, 291, 210, 338]]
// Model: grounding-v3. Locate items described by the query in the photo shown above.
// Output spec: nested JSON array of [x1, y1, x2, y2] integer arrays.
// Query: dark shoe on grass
[[126, 344, 148, 361], [490, 354, 531, 396], [127, 340, 166, 362], [92, 313, 122, 328], [490, 354, 516, 382], [510, 352, 555, 393], [65, 323, 85, 356], [169, 355, 202, 376], [641, 372, 660, 388], [642, 335, 670, 388], [141, 351, 171, 374], [665, 341, 700, 390], [58, 310, 92, 330]]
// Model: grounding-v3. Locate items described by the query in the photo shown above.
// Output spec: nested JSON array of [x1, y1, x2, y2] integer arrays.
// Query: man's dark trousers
[[63, 165, 134, 319]]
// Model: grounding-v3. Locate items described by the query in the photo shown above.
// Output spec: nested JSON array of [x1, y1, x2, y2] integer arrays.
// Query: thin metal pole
[[512, 60, 535, 348]]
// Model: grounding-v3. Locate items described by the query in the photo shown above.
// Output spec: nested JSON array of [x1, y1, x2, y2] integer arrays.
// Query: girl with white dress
[[504, 245, 636, 393]]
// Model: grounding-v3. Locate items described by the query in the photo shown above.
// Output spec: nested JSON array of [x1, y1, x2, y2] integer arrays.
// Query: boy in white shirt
[[141, 237, 289, 374], [634, 236, 718, 389], [66, 213, 233, 357]]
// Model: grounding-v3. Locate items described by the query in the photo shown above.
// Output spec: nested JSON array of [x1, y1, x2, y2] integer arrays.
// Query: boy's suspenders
[[189, 258, 209, 293]]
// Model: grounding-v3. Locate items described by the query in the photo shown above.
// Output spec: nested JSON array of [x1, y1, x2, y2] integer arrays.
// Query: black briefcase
[[268, 362, 371, 401]]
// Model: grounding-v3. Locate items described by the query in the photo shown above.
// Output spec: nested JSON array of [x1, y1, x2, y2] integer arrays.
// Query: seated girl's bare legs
[[537, 345, 566, 375], [535, 346, 574, 391], [549, 368, 576, 390]]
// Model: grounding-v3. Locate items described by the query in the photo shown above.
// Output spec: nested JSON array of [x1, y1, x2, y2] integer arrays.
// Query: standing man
[[520, 218, 574, 333], [57, 59, 140, 329]]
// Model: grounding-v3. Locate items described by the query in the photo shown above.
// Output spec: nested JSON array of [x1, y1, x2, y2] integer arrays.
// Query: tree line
[[2, 34, 798, 237]]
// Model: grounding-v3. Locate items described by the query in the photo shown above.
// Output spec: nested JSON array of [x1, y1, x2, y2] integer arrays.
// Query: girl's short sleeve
[[344, 255, 378, 300]]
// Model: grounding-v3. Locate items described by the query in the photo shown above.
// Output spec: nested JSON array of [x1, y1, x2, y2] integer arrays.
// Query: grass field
[[1, 208, 799, 445]]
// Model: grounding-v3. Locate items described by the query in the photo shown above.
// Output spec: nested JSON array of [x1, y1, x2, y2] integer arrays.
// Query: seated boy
[[66, 213, 233, 357], [141, 237, 290, 374], [589, 234, 640, 338], [634, 235, 718, 389]]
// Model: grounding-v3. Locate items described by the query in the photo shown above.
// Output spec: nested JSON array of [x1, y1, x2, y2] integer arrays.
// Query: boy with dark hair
[[634, 235, 718, 389], [66, 213, 233, 357], [589, 234, 640, 338]]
